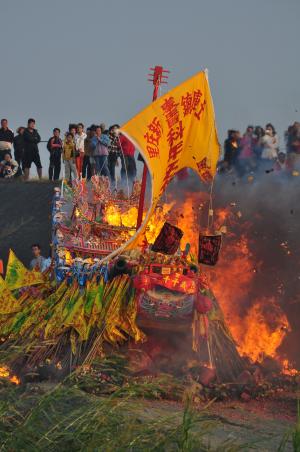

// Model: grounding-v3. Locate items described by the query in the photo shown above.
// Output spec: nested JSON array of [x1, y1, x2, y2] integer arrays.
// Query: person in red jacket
[[118, 132, 136, 185]]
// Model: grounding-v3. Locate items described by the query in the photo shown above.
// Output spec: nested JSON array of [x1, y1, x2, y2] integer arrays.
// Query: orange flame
[[104, 190, 293, 368], [281, 359, 299, 376], [0, 366, 20, 385], [166, 194, 292, 365], [105, 202, 174, 243]]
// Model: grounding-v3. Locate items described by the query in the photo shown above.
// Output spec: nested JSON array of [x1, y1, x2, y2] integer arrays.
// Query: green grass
[[292, 400, 300, 452], [278, 399, 300, 452], [0, 378, 255, 452]]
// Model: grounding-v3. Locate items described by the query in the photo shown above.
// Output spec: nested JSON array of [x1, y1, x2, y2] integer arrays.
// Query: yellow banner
[[5, 249, 45, 290], [122, 70, 220, 201], [114, 70, 220, 253], [0, 275, 19, 314]]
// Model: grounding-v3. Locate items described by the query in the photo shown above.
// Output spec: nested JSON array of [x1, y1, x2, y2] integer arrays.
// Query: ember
[[282, 359, 299, 377], [0, 366, 20, 385]]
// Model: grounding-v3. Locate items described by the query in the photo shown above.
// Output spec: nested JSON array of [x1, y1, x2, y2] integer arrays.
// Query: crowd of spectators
[[0, 119, 137, 186], [1, 117, 300, 183], [220, 122, 300, 177]]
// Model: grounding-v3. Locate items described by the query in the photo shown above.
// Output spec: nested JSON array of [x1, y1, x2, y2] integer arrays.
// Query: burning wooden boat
[[0, 69, 249, 382]]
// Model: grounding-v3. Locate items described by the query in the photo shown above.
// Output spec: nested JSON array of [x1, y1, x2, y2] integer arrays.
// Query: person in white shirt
[[261, 123, 279, 160], [74, 123, 87, 177]]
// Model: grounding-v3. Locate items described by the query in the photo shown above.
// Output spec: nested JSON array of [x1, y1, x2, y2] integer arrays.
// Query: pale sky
[[1, 0, 300, 171]]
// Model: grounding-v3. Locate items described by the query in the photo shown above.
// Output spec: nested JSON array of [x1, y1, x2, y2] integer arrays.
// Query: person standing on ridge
[[91, 125, 110, 177], [63, 132, 77, 183], [108, 124, 121, 187], [0, 119, 14, 161], [47, 128, 63, 181], [238, 125, 256, 175], [223, 129, 241, 172], [23, 118, 42, 181], [74, 123, 86, 177], [261, 123, 279, 161], [82, 127, 92, 180], [13, 126, 25, 172]]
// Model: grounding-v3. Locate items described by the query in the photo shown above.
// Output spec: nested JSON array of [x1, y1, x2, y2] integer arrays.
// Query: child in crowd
[[63, 132, 78, 182], [0, 152, 20, 178]]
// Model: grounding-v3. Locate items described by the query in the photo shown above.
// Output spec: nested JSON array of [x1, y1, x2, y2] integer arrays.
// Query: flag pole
[[136, 65, 169, 229]]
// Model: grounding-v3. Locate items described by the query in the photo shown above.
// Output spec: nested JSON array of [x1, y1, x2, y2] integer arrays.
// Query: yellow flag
[[0, 275, 19, 314], [116, 70, 220, 253], [5, 249, 44, 290]]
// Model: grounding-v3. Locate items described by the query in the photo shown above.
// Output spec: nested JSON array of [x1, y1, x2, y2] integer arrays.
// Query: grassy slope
[[0, 180, 56, 268]]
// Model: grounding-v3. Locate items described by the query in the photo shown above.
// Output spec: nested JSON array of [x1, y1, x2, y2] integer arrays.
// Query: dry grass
[[0, 374, 255, 451]]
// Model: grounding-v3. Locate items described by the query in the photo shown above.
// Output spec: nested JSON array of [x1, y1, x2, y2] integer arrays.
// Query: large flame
[[105, 202, 174, 243], [104, 188, 292, 367], [167, 194, 292, 365]]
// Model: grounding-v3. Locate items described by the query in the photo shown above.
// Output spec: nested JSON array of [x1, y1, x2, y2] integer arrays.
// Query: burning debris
[[0, 365, 20, 385]]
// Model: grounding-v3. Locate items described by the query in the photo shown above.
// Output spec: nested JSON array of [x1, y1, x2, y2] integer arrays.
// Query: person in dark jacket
[[82, 127, 92, 180], [13, 126, 25, 172], [47, 128, 63, 181], [108, 124, 121, 186], [224, 129, 241, 171], [23, 118, 42, 180], [0, 119, 14, 160]]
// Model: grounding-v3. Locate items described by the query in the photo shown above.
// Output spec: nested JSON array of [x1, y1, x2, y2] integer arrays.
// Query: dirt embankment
[[0, 180, 58, 268]]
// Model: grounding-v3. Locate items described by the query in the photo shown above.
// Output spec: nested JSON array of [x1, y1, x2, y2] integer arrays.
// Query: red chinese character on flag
[[161, 97, 180, 128], [144, 116, 163, 159], [147, 145, 159, 159], [181, 89, 207, 120], [167, 120, 185, 147], [169, 141, 183, 161], [144, 116, 163, 146], [196, 158, 212, 181], [196, 157, 208, 171], [194, 99, 206, 120], [181, 91, 193, 116], [200, 170, 212, 182], [160, 160, 179, 194]]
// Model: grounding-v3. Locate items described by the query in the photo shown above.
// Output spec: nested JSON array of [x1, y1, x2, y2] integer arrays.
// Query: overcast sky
[[1, 0, 300, 172]]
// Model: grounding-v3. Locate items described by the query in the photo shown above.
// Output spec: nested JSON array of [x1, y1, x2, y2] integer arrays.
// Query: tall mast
[[136, 65, 169, 229]]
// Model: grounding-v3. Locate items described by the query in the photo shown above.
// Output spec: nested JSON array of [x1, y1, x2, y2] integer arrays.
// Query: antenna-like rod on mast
[[136, 65, 170, 229]]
